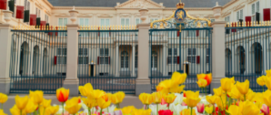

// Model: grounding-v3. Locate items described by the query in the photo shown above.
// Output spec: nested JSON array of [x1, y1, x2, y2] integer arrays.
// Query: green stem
[[157, 104, 159, 115], [62, 102, 64, 115], [244, 95, 246, 101], [168, 103, 170, 110], [220, 96, 225, 110], [263, 86, 265, 92], [88, 108, 91, 115], [100, 108, 103, 115], [38, 104, 40, 115], [190, 107, 192, 115], [1, 103, 3, 110], [116, 103, 120, 108], [204, 87, 207, 95], [20, 110, 22, 115], [212, 104, 215, 114]]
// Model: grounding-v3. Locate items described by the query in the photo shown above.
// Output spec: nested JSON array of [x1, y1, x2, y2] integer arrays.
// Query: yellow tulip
[[227, 85, 242, 99], [82, 97, 96, 108], [236, 79, 250, 95], [239, 101, 260, 115], [213, 87, 224, 97], [0, 93, 8, 104], [132, 109, 151, 115], [265, 77, 271, 90], [171, 72, 187, 85], [257, 75, 267, 86], [169, 85, 185, 93], [29, 90, 44, 105], [120, 106, 136, 114], [23, 98, 38, 114], [239, 89, 255, 101], [197, 73, 206, 80], [15, 95, 29, 110], [227, 105, 241, 115], [78, 83, 93, 97], [215, 94, 226, 110], [151, 92, 162, 104], [110, 91, 125, 105], [65, 97, 82, 114], [56, 87, 69, 103], [0, 109, 6, 115], [156, 79, 172, 93], [206, 95, 218, 105], [183, 91, 201, 107], [163, 93, 176, 104], [197, 79, 207, 88], [139, 93, 153, 105], [220, 77, 235, 92], [263, 90, 271, 107], [97, 97, 111, 109], [10, 105, 26, 115], [266, 69, 271, 77], [41, 98, 51, 108], [89, 89, 106, 99], [205, 106, 213, 114], [180, 108, 196, 115], [46, 105, 59, 115]]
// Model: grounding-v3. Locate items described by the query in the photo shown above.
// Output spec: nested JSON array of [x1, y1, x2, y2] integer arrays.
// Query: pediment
[[116, 0, 164, 9]]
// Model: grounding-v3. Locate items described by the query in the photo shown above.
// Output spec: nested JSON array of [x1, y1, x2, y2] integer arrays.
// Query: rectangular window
[[168, 48, 178, 64], [188, 48, 196, 63], [100, 19, 110, 36], [99, 48, 109, 64], [57, 48, 67, 64], [79, 18, 89, 36], [58, 18, 68, 26], [225, 16, 230, 22], [121, 18, 129, 26], [136, 18, 141, 25], [252, 4, 255, 14], [256, 1, 260, 13], [79, 48, 88, 64], [237, 9, 243, 20], [45, 15, 49, 23], [36, 8, 40, 17]]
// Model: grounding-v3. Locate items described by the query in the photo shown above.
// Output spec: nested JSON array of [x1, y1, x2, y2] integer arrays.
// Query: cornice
[[42, 0, 53, 8], [233, 2, 246, 12], [248, 0, 258, 4], [222, 0, 239, 10], [115, 0, 164, 9]]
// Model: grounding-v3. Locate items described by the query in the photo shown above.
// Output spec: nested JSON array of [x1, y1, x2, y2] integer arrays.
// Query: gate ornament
[[150, 0, 211, 31]]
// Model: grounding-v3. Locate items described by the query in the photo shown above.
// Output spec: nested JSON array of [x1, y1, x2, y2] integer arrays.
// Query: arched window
[[252, 43, 262, 74], [43, 48, 47, 75], [19, 42, 29, 75], [33, 46, 39, 75], [225, 48, 232, 74], [236, 46, 245, 74]]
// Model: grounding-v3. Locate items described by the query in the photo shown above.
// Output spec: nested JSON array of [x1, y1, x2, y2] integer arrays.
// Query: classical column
[[136, 8, 151, 96], [63, 8, 79, 96], [115, 44, 119, 76], [211, 3, 226, 93], [132, 44, 136, 77], [0, 24, 12, 94]]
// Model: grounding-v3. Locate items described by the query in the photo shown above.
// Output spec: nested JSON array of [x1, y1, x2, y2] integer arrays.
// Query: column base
[[210, 78, 222, 94], [63, 79, 79, 96], [0, 78, 10, 94], [135, 79, 151, 96]]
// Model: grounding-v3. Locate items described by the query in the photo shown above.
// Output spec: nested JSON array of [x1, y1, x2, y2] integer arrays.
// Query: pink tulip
[[197, 103, 204, 113], [114, 110, 123, 115], [181, 102, 187, 106], [261, 104, 270, 115]]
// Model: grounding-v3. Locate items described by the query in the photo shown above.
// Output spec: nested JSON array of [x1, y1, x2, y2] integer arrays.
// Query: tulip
[[0, 93, 8, 109], [97, 97, 111, 109], [152, 92, 162, 104], [119, 106, 135, 114], [227, 85, 241, 99], [257, 75, 267, 86], [41, 98, 51, 108], [65, 97, 82, 114], [10, 105, 26, 115], [266, 69, 271, 77], [79, 83, 94, 97], [197, 79, 207, 88], [261, 104, 270, 115], [196, 103, 204, 113], [213, 87, 224, 97], [240, 101, 260, 115], [205, 106, 213, 114], [56, 87, 69, 103], [158, 110, 173, 115], [0, 109, 7, 115], [29, 90, 44, 105], [206, 95, 218, 105], [226, 105, 241, 115], [110, 91, 125, 107], [240, 89, 255, 101], [171, 72, 187, 85], [163, 93, 176, 105], [139, 93, 153, 105], [169, 85, 185, 93], [132, 109, 151, 115], [82, 97, 96, 114], [215, 94, 226, 110], [183, 91, 201, 107], [156, 79, 172, 94], [265, 77, 271, 91], [180, 108, 196, 115], [23, 98, 38, 114], [236, 79, 250, 95], [263, 90, 271, 107], [46, 105, 59, 115], [220, 77, 235, 92], [15, 95, 29, 110], [197, 73, 212, 86], [89, 89, 106, 99]]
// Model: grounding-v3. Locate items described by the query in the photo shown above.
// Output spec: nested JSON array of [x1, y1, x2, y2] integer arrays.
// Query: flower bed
[[1, 70, 271, 115]]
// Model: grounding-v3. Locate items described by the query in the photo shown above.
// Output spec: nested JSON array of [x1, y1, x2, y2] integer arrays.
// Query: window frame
[[99, 48, 109, 65], [168, 48, 178, 64], [187, 48, 196, 63], [57, 48, 67, 65], [78, 48, 88, 65]]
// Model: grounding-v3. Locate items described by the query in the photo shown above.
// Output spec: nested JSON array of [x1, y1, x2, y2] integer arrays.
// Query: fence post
[[211, 3, 226, 93], [63, 9, 79, 96], [0, 24, 12, 94], [136, 8, 151, 96]]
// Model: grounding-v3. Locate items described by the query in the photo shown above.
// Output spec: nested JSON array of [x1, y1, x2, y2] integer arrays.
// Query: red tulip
[[261, 104, 270, 115], [158, 110, 173, 115], [197, 103, 204, 113]]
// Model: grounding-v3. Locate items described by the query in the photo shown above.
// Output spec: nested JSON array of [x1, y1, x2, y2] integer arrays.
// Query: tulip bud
[[261, 104, 270, 115], [197, 103, 204, 113]]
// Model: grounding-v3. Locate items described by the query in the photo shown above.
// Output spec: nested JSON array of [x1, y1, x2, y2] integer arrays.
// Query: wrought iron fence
[[225, 22, 271, 92], [9, 26, 67, 94], [149, 28, 212, 93], [77, 26, 138, 94]]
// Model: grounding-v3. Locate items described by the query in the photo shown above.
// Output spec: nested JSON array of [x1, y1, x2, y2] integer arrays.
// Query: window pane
[[59, 18, 63, 26], [193, 48, 196, 55], [106, 19, 110, 26], [80, 18, 84, 26], [64, 18, 68, 26], [188, 48, 191, 55], [174, 48, 177, 55], [63, 48, 67, 55], [85, 19, 89, 25], [237, 11, 239, 20], [174, 56, 177, 64], [126, 19, 129, 25], [100, 49, 104, 55], [256, 2, 260, 12], [57, 48, 62, 55], [240, 10, 243, 20], [168, 48, 172, 55], [105, 49, 109, 56], [252, 4, 255, 14], [101, 19, 104, 26], [168, 56, 172, 64], [121, 19, 125, 25]]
